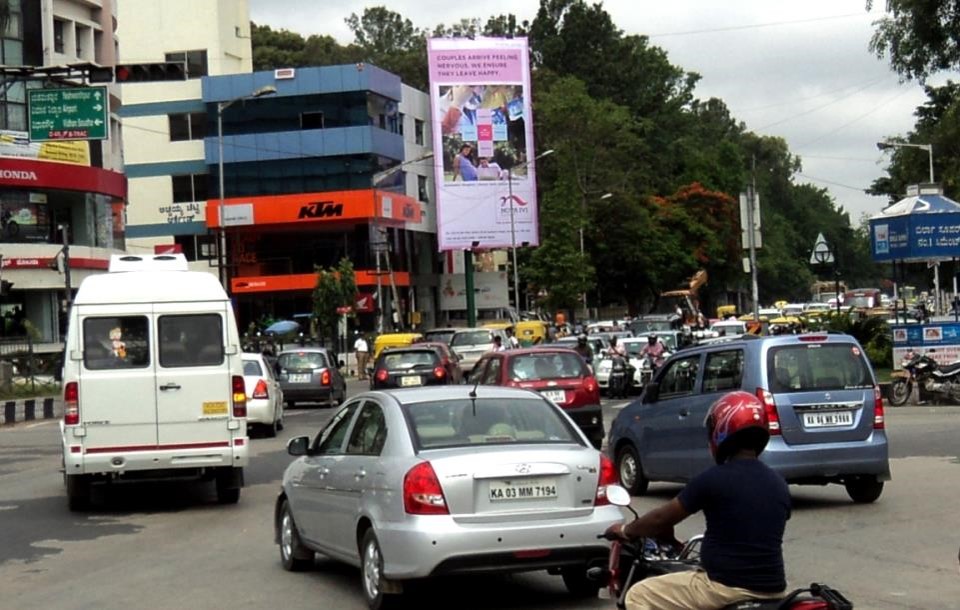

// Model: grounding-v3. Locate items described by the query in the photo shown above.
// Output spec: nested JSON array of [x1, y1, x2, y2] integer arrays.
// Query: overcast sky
[[249, 0, 942, 223]]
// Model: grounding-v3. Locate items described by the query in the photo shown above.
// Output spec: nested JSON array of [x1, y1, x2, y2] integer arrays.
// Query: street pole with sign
[[810, 233, 839, 313], [506, 149, 553, 313]]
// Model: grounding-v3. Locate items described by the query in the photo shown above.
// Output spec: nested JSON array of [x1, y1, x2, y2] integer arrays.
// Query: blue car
[[607, 333, 890, 503]]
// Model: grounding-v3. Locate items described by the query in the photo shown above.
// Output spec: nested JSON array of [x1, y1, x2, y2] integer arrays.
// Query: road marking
[[24, 420, 57, 429], [608, 400, 633, 410]]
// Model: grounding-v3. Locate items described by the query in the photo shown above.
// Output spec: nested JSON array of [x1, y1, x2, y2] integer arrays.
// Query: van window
[[658, 355, 700, 398], [767, 344, 874, 392], [83, 316, 150, 369], [702, 350, 744, 393], [159, 314, 224, 367]]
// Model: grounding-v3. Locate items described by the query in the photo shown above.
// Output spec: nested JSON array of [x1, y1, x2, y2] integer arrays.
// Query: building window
[[53, 20, 65, 54], [171, 174, 208, 203], [165, 50, 208, 78], [301, 111, 324, 130], [414, 119, 424, 145], [169, 113, 206, 141], [398, 112, 405, 136], [418, 175, 428, 203]]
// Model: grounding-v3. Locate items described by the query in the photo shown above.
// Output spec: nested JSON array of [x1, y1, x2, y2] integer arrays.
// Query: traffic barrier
[[0, 397, 59, 425]]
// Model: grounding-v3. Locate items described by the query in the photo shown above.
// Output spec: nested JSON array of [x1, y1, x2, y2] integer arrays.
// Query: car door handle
[[159, 383, 181, 391], [319, 467, 330, 475], [355, 469, 367, 479], [678, 408, 689, 417]]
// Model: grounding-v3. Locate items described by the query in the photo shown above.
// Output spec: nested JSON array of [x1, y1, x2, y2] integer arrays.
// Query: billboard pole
[[465, 248, 476, 327]]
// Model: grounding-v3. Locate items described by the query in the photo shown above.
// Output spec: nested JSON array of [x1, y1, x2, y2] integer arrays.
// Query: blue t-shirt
[[677, 458, 791, 593], [458, 154, 478, 181]]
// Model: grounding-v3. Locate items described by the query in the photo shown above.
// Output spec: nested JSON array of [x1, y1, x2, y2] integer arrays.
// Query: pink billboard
[[427, 37, 540, 251]]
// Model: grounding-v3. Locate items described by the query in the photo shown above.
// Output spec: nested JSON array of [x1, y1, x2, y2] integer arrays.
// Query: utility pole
[[60, 224, 72, 311], [747, 157, 759, 322]]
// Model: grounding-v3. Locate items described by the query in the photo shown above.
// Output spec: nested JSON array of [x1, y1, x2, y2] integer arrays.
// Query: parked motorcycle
[[592, 486, 854, 610], [890, 350, 960, 406]]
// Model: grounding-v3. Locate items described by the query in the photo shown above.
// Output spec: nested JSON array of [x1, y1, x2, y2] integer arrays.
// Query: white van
[[60, 254, 248, 510]]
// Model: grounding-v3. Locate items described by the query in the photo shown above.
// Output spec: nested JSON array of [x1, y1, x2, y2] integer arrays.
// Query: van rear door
[[154, 304, 235, 449], [77, 306, 157, 451]]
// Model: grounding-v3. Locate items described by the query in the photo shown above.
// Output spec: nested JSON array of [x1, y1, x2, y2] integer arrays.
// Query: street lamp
[[877, 140, 934, 183], [217, 85, 277, 288], [507, 148, 554, 312], [580, 192, 612, 314]]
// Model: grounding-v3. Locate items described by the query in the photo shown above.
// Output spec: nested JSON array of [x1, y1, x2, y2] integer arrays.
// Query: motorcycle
[[608, 354, 634, 399], [592, 486, 853, 610], [889, 350, 960, 406]]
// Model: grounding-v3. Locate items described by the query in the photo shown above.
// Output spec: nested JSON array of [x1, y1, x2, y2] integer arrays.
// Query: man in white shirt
[[354, 333, 370, 380]]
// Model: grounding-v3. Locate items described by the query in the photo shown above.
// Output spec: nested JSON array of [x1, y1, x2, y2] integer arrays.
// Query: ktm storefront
[[207, 188, 435, 330]]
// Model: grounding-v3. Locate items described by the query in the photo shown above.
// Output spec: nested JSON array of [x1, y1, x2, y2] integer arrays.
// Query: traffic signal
[[87, 66, 115, 83], [115, 62, 187, 83], [0, 280, 13, 296]]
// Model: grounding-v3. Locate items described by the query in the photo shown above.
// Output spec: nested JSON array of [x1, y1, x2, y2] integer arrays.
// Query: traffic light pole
[[60, 224, 72, 311]]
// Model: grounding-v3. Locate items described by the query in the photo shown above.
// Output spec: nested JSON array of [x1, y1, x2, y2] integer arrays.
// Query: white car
[[242, 353, 284, 437]]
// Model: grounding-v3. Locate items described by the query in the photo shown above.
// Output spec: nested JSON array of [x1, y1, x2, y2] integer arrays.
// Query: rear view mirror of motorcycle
[[606, 485, 632, 507]]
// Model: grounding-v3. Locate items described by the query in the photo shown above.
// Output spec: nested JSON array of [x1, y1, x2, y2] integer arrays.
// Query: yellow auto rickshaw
[[716, 304, 738, 319], [373, 332, 423, 359], [515, 320, 549, 347]]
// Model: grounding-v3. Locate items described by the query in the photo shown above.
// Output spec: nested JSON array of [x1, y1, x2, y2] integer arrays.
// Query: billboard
[[427, 37, 540, 251], [892, 322, 960, 369], [439, 272, 510, 310]]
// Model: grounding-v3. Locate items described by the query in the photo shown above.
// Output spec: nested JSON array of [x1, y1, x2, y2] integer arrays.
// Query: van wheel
[[279, 500, 314, 571], [66, 474, 91, 511], [617, 445, 649, 496], [845, 477, 884, 503], [215, 469, 242, 504]]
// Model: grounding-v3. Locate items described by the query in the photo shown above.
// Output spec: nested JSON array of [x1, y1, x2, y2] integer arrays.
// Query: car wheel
[[616, 444, 649, 496], [845, 477, 884, 504], [215, 469, 241, 504], [561, 566, 601, 598], [276, 405, 284, 431], [279, 500, 314, 571], [360, 529, 402, 610], [889, 380, 911, 406], [66, 474, 91, 512], [265, 418, 278, 438]]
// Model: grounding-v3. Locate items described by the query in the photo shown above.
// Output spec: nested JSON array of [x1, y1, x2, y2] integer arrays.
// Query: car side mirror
[[641, 382, 660, 404], [287, 436, 311, 456]]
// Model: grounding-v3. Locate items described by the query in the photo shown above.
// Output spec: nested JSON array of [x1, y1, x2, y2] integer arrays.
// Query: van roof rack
[[108, 254, 189, 272]]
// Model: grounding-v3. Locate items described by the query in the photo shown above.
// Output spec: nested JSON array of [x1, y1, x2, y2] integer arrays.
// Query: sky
[[248, 0, 944, 224]]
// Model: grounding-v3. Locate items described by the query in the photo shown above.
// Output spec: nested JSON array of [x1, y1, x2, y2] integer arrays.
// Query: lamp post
[[217, 85, 277, 288], [507, 149, 554, 312], [810, 234, 839, 314], [877, 140, 934, 183], [580, 192, 611, 315]]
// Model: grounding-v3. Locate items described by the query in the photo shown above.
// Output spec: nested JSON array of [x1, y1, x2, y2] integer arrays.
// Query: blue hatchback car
[[607, 333, 890, 503]]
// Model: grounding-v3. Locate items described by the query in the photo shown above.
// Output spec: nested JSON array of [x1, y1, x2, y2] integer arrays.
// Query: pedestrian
[[492, 335, 507, 352], [354, 332, 370, 380], [506, 327, 520, 349]]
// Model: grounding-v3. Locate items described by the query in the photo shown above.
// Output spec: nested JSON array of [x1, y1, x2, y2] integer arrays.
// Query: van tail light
[[755, 388, 781, 435], [873, 385, 885, 429], [594, 454, 619, 506], [376, 368, 389, 383], [252, 379, 269, 400], [64, 381, 79, 426], [403, 461, 449, 515], [232, 375, 247, 418], [433, 366, 446, 380], [321, 369, 331, 386]]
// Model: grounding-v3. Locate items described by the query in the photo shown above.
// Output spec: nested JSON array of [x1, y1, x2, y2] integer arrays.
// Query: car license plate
[[489, 478, 558, 501], [802, 410, 853, 428], [288, 373, 311, 383], [400, 375, 422, 387], [541, 390, 566, 403]]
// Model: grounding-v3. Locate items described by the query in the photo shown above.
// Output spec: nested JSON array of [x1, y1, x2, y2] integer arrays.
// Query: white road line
[[608, 400, 633, 410], [24, 420, 57, 429]]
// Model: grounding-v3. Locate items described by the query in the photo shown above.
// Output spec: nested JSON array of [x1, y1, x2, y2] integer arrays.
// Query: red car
[[467, 347, 604, 448]]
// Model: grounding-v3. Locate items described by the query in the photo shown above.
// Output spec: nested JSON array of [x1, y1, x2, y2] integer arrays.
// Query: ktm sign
[[298, 201, 344, 219]]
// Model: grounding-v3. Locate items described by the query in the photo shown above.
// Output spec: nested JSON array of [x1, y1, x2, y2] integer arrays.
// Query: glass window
[[767, 344, 874, 393], [509, 352, 586, 381], [414, 119, 424, 145], [381, 350, 438, 370], [314, 402, 359, 454], [169, 114, 190, 141], [466, 359, 487, 384], [418, 175, 428, 202], [171, 174, 207, 203], [346, 402, 388, 455], [83, 316, 150, 370], [243, 359, 263, 376], [702, 350, 744, 394], [278, 351, 328, 370], [158, 314, 224, 367], [165, 50, 208, 78], [190, 112, 206, 138], [301, 111, 324, 130], [404, 397, 579, 449], [481, 357, 501, 384], [451, 330, 493, 347], [53, 20, 64, 54], [658, 355, 700, 398]]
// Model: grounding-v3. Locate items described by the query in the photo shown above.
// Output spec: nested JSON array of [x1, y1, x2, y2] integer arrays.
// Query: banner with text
[[428, 37, 540, 251], [892, 322, 960, 369]]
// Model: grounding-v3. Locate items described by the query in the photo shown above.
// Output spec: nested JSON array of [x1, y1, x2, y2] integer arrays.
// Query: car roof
[[496, 346, 580, 357], [370, 385, 550, 405]]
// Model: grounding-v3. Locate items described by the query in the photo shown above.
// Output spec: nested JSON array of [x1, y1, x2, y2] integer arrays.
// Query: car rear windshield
[[509, 352, 586, 381], [451, 330, 492, 346], [767, 343, 874, 393], [278, 351, 328, 370], [382, 350, 439, 370], [404, 397, 580, 449], [424, 330, 456, 344], [243, 360, 263, 376]]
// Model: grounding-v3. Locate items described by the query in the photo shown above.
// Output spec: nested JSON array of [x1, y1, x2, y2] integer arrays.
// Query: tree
[[867, 0, 960, 81], [312, 258, 356, 348], [345, 7, 429, 89]]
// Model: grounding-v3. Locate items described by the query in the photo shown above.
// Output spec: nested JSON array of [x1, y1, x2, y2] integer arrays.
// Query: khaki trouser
[[625, 569, 784, 610], [356, 352, 368, 379]]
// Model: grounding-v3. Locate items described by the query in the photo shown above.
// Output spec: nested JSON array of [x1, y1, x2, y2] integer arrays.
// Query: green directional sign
[[28, 87, 109, 142]]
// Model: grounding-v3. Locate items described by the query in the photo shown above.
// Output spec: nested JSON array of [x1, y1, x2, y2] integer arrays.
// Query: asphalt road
[[1, 383, 959, 609]]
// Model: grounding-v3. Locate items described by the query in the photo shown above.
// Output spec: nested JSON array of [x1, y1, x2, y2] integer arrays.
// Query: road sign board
[[28, 87, 109, 142], [810, 232, 834, 265]]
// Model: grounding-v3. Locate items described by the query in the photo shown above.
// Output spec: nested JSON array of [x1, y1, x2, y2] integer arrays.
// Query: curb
[[1, 397, 60, 425]]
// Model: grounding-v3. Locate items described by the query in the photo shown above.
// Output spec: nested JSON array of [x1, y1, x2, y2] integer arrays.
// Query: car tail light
[[321, 369, 331, 386], [403, 461, 448, 515], [376, 368, 388, 383], [232, 375, 247, 418], [433, 366, 446, 380], [64, 381, 79, 426], [873, 385, 885, 429], [594, 454, 619, 506], [583, 375, 599, 395], [755, 387, 781, 435], [252, 379, 269, 400]]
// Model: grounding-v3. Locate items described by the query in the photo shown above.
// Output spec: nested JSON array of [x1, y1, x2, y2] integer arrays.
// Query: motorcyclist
[[607, 335, 627, 357], [604, 391, 790, 609], [639, 334, 666, 369], [573, 334, 593, 365]]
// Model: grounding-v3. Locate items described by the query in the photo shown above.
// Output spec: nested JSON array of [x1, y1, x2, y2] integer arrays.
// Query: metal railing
[[0, 335, 62, 394]]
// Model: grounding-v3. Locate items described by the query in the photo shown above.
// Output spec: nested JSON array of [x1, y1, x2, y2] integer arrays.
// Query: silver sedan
[[274, 385, 622, 609]]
